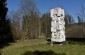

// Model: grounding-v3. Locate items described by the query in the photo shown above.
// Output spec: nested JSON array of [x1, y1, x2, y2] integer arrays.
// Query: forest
[[0, 0, 85, 55], [0, 0, 85, 44]]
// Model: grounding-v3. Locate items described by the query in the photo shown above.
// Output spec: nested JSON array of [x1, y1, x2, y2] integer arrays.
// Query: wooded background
[[0, 0, 85, 42]]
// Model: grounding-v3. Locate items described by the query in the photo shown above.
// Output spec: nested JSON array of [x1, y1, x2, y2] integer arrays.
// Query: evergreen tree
[[0, 0, 14, 45], [78, 16, 82, 24]]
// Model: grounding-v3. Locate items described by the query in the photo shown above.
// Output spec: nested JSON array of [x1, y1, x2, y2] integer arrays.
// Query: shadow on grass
[[24, 50, 66, 55], [66, 38, 85, 42], [46, 38, 85, 45], [0, 43, 9, 49], [0, 51, 1, 55], [0, 42, 15, 49], [66, 38, 85, 44]]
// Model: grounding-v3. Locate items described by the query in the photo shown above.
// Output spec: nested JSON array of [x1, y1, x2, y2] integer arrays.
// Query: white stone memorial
[[51, 7, 65, 42]]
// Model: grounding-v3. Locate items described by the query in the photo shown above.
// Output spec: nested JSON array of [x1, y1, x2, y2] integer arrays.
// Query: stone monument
[[51, 7, 65, 43]]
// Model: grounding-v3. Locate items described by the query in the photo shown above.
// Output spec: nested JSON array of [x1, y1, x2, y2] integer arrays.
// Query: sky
[[7, 0, 85, 22]]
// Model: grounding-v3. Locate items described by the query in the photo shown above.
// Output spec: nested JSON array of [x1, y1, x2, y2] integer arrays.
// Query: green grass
[[1, 39, 85, 55]]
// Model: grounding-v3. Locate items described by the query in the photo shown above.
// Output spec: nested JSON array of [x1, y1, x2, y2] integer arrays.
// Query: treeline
[[9, 0, 51, 40], [65, 13, 85, 38], [1, 0, 84, 41], [11, 11, 51, 40], [9, 0, 85, 40]]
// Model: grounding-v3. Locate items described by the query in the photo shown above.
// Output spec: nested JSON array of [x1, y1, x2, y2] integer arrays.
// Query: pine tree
[[0, 0, 14, 44]]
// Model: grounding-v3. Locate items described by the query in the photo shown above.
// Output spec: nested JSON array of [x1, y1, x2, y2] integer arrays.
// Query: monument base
[[51, 38, 65, 42]]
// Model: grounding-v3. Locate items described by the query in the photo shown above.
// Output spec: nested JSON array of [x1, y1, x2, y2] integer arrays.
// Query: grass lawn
[[0, 39, 85, 55]]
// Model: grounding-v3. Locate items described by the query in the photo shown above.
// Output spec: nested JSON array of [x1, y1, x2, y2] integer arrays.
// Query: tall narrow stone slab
[[51, 7, 65, 42]]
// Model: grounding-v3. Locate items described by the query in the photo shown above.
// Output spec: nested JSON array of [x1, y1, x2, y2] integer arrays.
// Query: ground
[[0, 39, 85, 55]]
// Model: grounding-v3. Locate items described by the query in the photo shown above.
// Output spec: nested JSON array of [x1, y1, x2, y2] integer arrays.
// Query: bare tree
[[10, 11, 21, 40], [78, 6, 85, 38], [78, 6, 85, 23], [19, 0, 40, 39], [41, 13, 51, 38], [20, 0, 38, 16], [65, 13, 74, 27]]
